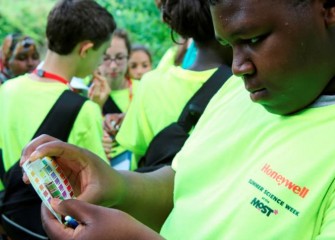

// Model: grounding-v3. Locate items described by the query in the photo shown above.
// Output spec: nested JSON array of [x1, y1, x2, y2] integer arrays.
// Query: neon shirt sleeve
[[68, 100, 108, 162]]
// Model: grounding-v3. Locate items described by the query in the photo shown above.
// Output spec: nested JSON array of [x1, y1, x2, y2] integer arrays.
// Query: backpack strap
[[178, 64, 232, 132], [137, 65, 232, 172], [0, 90, 87, 182], [103, 96, 122, 115], [0, 90, 87, 239], [34, 90, 87, 140]]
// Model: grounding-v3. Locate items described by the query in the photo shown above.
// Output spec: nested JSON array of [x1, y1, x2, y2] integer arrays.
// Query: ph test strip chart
[[22, 156, 75, 223]]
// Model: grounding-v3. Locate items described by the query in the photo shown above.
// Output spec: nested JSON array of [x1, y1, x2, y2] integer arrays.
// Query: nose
[[109, 60, 118, 69], [137, 67, 145, 75], [26, 57, 38, 69], [109, 60, 117, 67], [232, 47, 255, 77]]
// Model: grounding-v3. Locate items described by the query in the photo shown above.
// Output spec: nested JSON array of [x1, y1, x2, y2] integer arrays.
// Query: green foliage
[[0, 0, 172, 66], [0, 0, 55, 45], [98, 0, 172, 65]]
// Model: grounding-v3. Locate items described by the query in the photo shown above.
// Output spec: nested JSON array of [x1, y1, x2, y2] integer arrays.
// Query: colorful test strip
[[22, 156, 75, 223]]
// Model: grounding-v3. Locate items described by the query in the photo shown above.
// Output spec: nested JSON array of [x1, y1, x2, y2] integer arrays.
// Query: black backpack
[[136, 65, 232, 172], [0, 90, 87, 240]]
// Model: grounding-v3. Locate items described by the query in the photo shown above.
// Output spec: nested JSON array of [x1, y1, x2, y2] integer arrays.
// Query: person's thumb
[[51, 198, 93, 223]]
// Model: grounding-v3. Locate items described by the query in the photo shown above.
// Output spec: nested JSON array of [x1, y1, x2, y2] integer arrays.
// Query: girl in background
[[114, 0, 232, 169], [0, 33, 40, 84], [128, 44, 152, 80], [89, 29, 139, 169]]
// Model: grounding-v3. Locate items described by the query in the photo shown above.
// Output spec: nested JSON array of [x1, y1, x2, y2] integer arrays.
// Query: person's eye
[[250, 37, 261, 44], [103, 55, 110, 61], [16, 55, 27, 61], [244, 34, 267, 45], [32, 53, 39, 60]]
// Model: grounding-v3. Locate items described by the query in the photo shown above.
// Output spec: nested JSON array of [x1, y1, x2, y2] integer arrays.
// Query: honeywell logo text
[[261, 164, 309, 198]]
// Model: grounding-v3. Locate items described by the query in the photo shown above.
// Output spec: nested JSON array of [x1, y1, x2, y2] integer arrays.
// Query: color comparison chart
[[22, 156, 74, 223]]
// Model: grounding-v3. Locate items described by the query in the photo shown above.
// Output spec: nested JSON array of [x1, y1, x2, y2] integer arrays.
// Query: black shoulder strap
[[136, 65, 232, 172], [34, 90, 87, 140], [0, 90, 87, 180], [103, 96, 122, 115], [178, 64, 232, 132]]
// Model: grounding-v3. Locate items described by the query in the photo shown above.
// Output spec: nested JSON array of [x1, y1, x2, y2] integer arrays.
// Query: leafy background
[[0, 0, 172, 66]]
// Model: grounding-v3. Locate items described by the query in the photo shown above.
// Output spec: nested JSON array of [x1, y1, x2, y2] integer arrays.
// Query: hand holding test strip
[[22, 156, 79, 228]]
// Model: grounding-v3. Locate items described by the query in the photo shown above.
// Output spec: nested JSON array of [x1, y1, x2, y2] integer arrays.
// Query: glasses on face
[[103, 54, 128, 65]]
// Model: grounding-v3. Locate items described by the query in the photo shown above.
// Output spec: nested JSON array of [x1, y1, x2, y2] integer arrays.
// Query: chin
[[262, 105, 297, 116]]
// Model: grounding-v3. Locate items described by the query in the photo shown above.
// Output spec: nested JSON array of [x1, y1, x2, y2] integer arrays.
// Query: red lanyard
[[33, 69, 68, 85], [127, 77, 133, 102]]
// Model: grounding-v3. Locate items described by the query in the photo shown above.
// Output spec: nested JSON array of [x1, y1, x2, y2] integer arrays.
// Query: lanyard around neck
[[33, 69, 68, 85], [127, 77, 133, 102]]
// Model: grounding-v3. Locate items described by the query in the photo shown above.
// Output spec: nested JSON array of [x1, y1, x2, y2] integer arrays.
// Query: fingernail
[[28, 151, 39, 160]]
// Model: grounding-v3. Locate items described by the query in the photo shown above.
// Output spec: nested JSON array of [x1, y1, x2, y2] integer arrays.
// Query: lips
[[109, 72, 118, 78], [244, 80, 267, 102], [249, 88, 267, 102]]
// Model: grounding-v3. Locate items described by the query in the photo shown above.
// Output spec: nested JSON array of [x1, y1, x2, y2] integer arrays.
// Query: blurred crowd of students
[[1, 0, 335, 239], [0, 0, 217, 238]]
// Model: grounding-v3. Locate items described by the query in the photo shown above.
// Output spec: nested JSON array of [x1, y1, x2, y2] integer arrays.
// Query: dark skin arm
[[20, 134, 175, 232], [42, 199, 164, 240]]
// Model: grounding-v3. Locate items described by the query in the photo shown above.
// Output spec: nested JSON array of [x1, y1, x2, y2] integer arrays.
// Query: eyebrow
[[233, 27, 259, 39]]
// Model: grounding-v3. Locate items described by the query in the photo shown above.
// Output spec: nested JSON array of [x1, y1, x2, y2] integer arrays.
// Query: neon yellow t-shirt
[[116, 66, 217, 163], [109, 79, 139, 159], [0, 74, 108, 189], [156, 46, 178, 72], [109, 79, 139, 113], [161, 76, 335, 239]]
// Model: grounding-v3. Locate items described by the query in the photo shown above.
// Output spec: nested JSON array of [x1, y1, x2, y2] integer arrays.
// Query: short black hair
[[161, 0, 215, 43], [324, 0, 335, 8], [47, 0, 116, 55]]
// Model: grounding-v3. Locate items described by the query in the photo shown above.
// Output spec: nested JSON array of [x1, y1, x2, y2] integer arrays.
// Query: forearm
[[20, 135, 173, 234], [115, 166, 175, 232]]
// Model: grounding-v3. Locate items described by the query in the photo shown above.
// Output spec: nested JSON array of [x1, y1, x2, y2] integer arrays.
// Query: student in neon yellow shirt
[[0, 0, 115, 238], [21, 0, 335, 239], [115, 0, 232, 169], [101, 29, 139, 113], [128, 44, 153, 81], [89, 29, 139, 167], [89, 29, 139, 114]]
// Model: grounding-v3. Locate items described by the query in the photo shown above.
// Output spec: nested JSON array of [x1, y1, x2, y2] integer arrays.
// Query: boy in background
[[0, 0, 116, 238]]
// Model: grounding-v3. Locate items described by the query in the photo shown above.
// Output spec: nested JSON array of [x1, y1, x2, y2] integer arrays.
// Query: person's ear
[[79, 41, 94, 58]]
